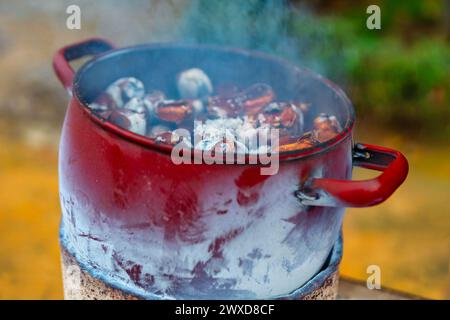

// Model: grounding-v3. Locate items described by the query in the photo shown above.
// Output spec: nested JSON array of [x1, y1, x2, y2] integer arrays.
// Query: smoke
[[0, 0, 347, 128], [180, 1, 294, 51], [175, 0, 341, 76], [21, 0, 345, 75], [163, 0, 345, 78], [2, 0, 347, 77]]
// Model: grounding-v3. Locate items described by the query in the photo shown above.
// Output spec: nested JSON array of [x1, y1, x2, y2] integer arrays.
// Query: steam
[[4, 0, 344, 77], [37, 0, 342, 75], [173, 0, 338, 76], [179, 1, 294, 52], [152, 0, 343, 77]]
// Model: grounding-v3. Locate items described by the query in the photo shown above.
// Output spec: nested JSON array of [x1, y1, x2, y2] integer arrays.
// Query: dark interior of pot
[[74, 44, 354, 135]]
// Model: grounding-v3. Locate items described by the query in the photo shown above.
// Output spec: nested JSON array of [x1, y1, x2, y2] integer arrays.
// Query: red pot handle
[[53, 38, 115, 94], [295, 143, 409, 207]]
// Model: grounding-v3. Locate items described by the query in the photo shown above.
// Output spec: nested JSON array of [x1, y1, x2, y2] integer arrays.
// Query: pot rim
[[72, 42, 355, 161]]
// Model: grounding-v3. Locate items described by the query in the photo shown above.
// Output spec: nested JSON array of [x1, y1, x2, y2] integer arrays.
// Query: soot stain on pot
[[183, 227, 246, 292], [283, 206, 342, 255], [208, 227, 245, 258], [61, 194, 77, 230], [238, 248, 271, 278], [280, 194, 340, 269], [111, 250, 143, 286], [163, 182, 206, 244], [211, 198, 233, 216]]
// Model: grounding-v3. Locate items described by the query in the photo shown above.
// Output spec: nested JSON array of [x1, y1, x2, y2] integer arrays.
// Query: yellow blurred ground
[[0, 138, 61, 299], [342, 150, 450, 300], [0, 131, 448, 299]]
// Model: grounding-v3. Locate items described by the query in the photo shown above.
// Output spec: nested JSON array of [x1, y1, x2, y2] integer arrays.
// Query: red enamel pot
[[53, 38, 408, 299]]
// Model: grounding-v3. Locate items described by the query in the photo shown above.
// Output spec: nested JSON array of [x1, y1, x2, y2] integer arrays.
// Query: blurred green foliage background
[[307, 0, 449, 140], [183, 0, 449, 140]]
